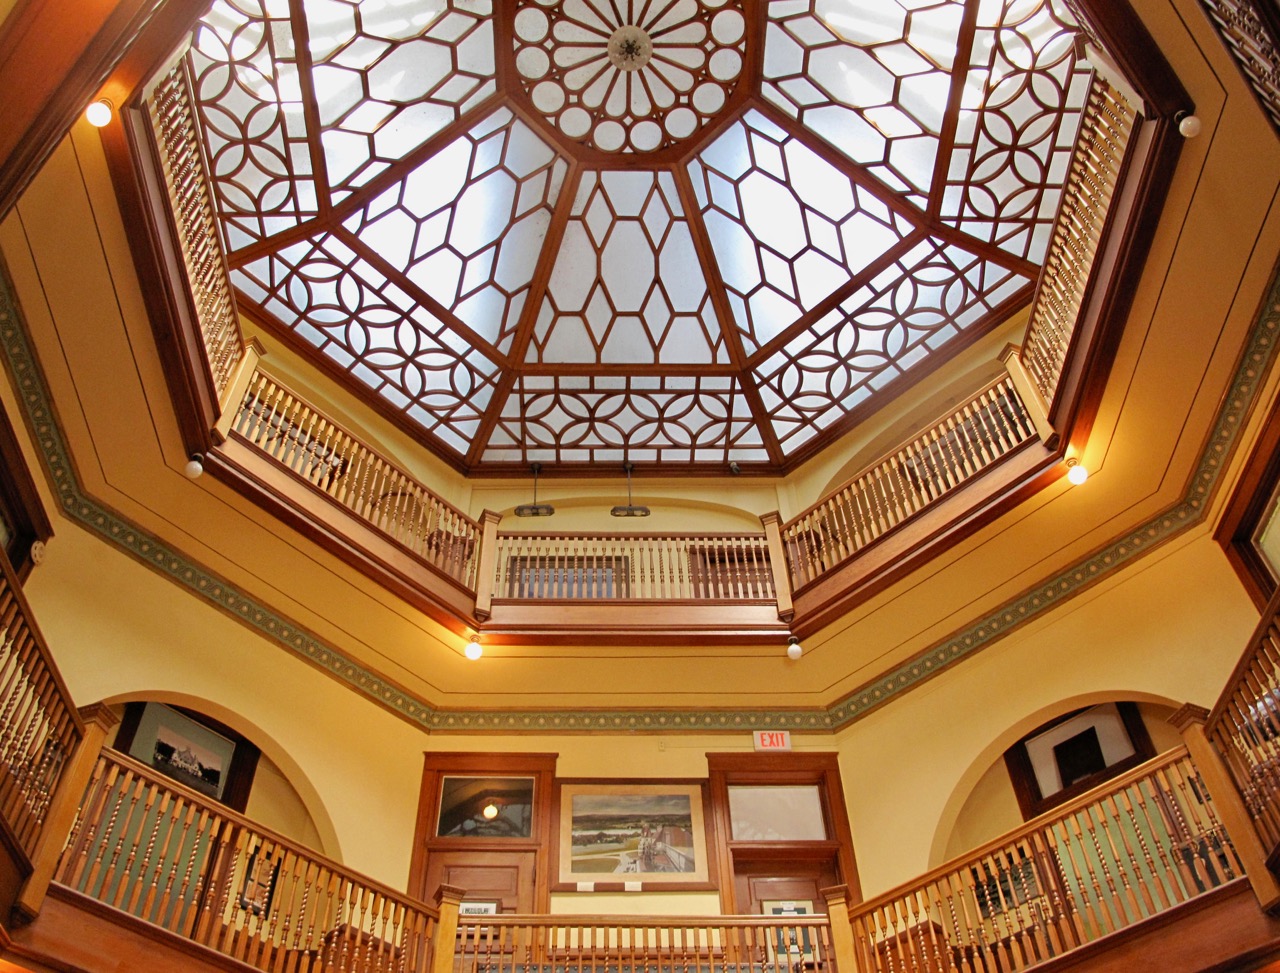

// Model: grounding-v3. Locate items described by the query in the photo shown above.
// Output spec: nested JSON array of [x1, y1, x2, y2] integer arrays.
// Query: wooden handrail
[[0, 549, 84, 858], [492, 533, 775, 602], [847, 747, 1241, 973], [231, 368, 482, 591], [780, 374, 1037, 591], [148, 60, 245, 403], [1203, 584, 1280, 852], [1020, 75, 1137, 407], [454, 913, 836, 973], [55, 748, 443, 973]]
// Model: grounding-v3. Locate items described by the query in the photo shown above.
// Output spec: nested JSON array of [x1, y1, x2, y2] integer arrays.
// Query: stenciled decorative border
[[0, 254, 1278, 734]]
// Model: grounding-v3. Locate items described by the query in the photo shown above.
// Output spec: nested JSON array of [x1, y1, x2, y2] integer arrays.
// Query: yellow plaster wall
[[22, 489, 1258, 907]]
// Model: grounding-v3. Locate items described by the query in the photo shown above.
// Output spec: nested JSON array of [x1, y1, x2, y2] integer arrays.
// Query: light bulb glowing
[[464, 637, 482, 660], [482, 802, 499, 820], [786, 636, 802, 661], [1066, 459, 1089, 485], [85, 100, 114, 128]]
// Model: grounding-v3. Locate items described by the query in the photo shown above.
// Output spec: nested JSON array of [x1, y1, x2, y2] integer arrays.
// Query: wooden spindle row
[[455, 915, 833, 973], [1021, 76, 1135, 403], [149, 63, 244, 398], [56, 750, 442, 973], [781, 376, 1036, 589], [849, 749, 1240, 973], [0, 561, 82, 855], [1206, 605, 1280, 849], [492, 534, 774, 601], [232, 370, 481, 590]]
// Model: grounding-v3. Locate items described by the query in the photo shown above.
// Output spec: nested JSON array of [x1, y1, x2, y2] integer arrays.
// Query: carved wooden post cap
[[433, 883, 467, 908], [1168, 703, 1211, 732], [820, 884, 850, 906], [77, 702, 121, 732]]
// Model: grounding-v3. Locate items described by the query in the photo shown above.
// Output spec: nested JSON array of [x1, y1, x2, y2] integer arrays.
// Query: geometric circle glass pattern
[[513, 0, 748, 153], [182, 0, 1095, 473]]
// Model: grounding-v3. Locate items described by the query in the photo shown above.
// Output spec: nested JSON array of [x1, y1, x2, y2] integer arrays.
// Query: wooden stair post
[[473, 511, 502, 621], [431, 883, 466, 973], [1171, 703, 1280, 912], [760, 511, 794, 623], [822, 884, 864, 973], [12, 702, 119, 923]]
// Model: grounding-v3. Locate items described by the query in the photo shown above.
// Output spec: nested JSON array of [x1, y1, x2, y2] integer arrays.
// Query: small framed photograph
[[763, 900, 819, 963], [553, 781, 714, 891], [114, 702, 260, 811], [239, 845, 280, 916], [1004, 702, 1154, 819]]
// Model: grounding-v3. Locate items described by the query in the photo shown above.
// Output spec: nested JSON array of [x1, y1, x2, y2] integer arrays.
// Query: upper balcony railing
[[848, 746, 1240, 973], [149, 63, 244, 401], [0, 549, 83, 859], [1019, 77, 1136, 408], [56, 747, 446, 973], [782, 374, 1037, 592], [144, 62, 1152, 639], [230, 369, 482, 592], [492, 532, 775, 602]]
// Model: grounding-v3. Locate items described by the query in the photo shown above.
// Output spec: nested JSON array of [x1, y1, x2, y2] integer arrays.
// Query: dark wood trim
[[706, 751, 860, 912], [98, 99, 222, 458], [408, 752, 557, 911], [1002, 701, 1156, 821], [1073, 0, 1192, 117], [0, 0, 170, 218], [1214, 326, 1280, 609], [0, 377, 53, 581], [113, 701, 260, 814]]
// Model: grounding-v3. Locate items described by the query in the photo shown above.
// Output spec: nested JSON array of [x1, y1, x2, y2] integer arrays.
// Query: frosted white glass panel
[[728, 785, 827, 841]]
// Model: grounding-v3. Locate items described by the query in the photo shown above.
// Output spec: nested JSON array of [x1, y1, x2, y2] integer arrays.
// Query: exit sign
[[753, 730, 792, 752]]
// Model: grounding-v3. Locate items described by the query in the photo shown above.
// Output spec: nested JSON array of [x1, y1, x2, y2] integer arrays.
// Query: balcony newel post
[[12, 702, 119, 923], [212, 337, 265, 444], [760, 511, 794, 623], [430, 883, 466, 973], [1170, 703, 1280, 911], [473, 510, 503, 621], [822, 884, 863, 973], [999, 344, 1058, 447]]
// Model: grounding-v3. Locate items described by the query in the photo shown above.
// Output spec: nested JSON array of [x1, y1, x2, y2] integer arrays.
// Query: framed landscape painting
[[554, 782, 712, 890]]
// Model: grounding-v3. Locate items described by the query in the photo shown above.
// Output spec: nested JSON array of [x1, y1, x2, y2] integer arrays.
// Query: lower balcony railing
[[1204, 585, 1280, 859], [0, 550, 83, 860], [454, 914, 835, 973], [847, 747, 1240, 973], [53, 749, 444, 973]]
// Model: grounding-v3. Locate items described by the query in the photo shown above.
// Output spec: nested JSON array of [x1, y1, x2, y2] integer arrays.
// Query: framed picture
[[239, 845, 281, 916], [553, 781, 714, 890], [1003, 702, 1154, 819], [114, 702, 260, 811], [763, 900, 819, 962]]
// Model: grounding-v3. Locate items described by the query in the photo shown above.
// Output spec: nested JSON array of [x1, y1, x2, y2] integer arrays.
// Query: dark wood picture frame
[[114, 701, 260, 812], [1003, 701, 1155, 820], [238, 844, 281, 916], [550, 778, 718, 893]]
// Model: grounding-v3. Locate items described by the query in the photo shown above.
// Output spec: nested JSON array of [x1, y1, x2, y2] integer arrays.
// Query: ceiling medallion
[[512, 0, 748, 154]]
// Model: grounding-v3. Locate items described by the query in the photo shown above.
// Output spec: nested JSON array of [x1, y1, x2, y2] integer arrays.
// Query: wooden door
[[421, 849, 537, 914], [735, 860, 838, 916]]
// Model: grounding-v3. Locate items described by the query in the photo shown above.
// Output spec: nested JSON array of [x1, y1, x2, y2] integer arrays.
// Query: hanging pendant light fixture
[[611, 461, 650, 517], [514, 462, 555, 517]]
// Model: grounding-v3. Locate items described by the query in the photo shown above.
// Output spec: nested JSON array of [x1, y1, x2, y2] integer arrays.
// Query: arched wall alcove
[[98, 689, 342, 861], [927, 689, 1186, 869]]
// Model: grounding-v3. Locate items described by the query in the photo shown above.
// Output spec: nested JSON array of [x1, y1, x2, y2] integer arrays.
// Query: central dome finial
[[607, 25, 653, 72]]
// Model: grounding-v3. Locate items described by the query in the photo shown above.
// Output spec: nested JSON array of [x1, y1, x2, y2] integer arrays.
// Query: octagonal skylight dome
[[187, 0, 1092, 474]]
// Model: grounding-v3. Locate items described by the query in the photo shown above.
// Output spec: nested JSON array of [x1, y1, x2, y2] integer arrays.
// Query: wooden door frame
[[408, 751, 558, 912], [707, 752, 861, 913]]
